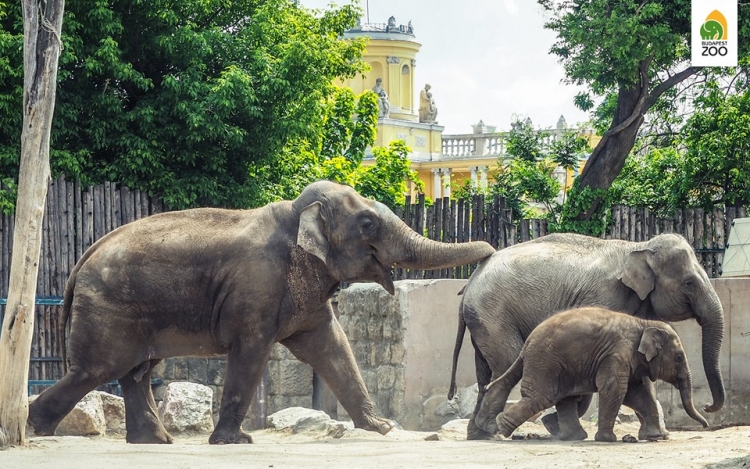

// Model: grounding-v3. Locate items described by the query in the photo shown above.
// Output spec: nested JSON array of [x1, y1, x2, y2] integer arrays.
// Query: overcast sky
[[298, 0, 593, 135]]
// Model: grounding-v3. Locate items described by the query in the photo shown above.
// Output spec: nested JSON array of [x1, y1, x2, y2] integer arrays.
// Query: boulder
[[456, 384, 479, 419], [56, 392, 107, 436], [157, 382, 214, 434], [267, 407, 353, 439], [437, 419, 469, 441], [97, 391, 126, 434], [266, 407, 331, 431]]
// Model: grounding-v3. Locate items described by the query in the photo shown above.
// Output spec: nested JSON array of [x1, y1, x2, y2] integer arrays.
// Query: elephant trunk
[[376, 203, 496, 269], [696, 291, 726, 413], [677, 371, 709, 428]]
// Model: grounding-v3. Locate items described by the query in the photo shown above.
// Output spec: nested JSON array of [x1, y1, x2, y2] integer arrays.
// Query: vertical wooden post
[[0, 0, 64, 447]]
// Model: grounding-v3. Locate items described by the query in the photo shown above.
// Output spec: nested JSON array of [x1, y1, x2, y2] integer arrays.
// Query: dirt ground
[[4, 420, 750, 469]]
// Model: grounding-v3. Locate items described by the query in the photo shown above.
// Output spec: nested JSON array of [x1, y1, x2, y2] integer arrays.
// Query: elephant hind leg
[[554, 395, 589, 441], [119, 359, 172, 444], [497, 396, 549, 438], [28, 364, 118, 436]]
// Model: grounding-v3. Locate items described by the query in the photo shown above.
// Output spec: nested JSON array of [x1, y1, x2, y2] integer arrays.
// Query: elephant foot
[[126, 429, 174, 444], [357, 416, 395, 435], [638, 427, 669, 441], [540, 413, 561, 438], [209, 428, 254, 444], [594, 430, 617, 442], [559, 426, 588, 441], [496, 414, 519, 439], [474, 411, 499, 435], [27, 404, 58, 437], [467, 418, 495, 440]]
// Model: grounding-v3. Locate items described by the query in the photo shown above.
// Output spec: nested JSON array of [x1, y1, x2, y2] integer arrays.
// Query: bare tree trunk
[[0, 0, 64, 448]]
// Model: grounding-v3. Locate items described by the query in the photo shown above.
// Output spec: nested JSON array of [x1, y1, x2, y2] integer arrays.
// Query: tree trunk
[[572, 61, 702, 221], [573, 85, 643, 219], [0, 0, 64, 448]]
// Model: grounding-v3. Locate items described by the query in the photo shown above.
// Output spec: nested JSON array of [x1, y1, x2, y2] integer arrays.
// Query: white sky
[[298, 0, 593, 135]]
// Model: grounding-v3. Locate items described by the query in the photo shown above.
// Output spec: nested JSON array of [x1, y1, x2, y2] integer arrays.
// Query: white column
[[431, 168, 442, 199], [469, 166, 478, 188], [479, 166, 488, 189], [442, 168, 452, 199]]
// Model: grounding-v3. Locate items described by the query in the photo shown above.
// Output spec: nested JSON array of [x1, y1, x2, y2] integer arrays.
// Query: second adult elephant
[[449, 233, 725, 440]]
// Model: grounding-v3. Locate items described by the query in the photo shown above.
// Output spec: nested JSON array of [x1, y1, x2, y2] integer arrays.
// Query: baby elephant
[[485, 307, 709, 442]]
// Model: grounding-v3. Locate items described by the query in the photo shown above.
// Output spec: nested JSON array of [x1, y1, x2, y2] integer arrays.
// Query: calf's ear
[[638, 327, 668, 361]]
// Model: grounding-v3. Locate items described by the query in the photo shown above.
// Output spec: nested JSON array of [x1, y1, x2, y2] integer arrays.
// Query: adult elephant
[[28, 181, 496, 445], [449, 233, 725, 440]]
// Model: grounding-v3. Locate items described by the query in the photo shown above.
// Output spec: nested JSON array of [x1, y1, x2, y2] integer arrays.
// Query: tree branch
[[645, 66, 703, 109]]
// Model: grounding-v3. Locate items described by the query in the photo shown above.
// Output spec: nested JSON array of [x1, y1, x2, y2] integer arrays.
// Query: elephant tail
[[448, 308, 467, 400], [485, 353, 523, 392]]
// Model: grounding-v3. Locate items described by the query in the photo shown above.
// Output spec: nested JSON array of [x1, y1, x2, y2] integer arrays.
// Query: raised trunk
[[377, 204, 496, 269], [677, 373, 709, 428]]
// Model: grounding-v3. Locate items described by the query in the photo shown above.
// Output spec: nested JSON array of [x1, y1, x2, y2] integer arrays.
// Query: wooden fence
[[392, 195, 746, 281], [0, 176, 166, 386], [0, 178, 746, 393]]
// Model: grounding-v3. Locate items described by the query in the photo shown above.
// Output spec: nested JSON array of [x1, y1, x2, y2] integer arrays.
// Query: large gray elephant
[[485, 307, 708, 442], [28, 181, 496, 445], [449, 232, 725, 440]]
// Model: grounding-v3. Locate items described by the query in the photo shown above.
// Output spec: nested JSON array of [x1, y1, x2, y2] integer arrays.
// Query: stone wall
[[153, 278, 750, 432]]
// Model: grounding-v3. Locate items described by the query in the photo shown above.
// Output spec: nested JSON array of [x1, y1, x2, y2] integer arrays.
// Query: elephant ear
[[638, 327, 668, 361], [619, 249, 655, 301], [297, 202, 329, 264]]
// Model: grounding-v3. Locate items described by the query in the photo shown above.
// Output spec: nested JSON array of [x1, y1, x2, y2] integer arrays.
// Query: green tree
[[541, 0, 750, 221], [0, 0, 368, 209], [612, 83, 750, 214]]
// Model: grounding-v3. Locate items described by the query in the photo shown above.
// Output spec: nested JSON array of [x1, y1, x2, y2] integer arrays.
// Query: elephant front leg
[[282, 315, 393, 435], [623, 378, 669, 441], [594, 364, 629, 442], [210, 342, 273, 444]]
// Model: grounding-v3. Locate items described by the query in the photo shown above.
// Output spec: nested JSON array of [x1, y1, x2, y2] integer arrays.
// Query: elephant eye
[[675, 354, 684, 363], [361, 219, 373, 230]]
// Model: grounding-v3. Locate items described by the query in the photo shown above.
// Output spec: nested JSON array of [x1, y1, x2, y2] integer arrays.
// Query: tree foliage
[[0, 0, 371, 209], [540, 0, 750, 221], [470, 119, 590, 219], [611, 82, 750, 214]]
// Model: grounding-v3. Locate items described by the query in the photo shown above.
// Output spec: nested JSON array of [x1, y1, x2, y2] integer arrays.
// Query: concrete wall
[[336, 280, 475, 430], [337, 278, 750, 431]]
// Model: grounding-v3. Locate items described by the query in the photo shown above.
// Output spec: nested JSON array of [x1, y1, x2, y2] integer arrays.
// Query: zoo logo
[[700, 10, 729, 57]]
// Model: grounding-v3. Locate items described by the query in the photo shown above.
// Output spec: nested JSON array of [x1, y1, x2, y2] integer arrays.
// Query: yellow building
[[342, 18, 601, 203]]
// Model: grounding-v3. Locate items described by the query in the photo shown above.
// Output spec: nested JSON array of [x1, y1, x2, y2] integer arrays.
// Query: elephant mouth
[[351, 253, 395, 295]]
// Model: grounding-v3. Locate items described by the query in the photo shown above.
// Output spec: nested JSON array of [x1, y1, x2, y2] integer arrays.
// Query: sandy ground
[[4, 421, 750, 469]]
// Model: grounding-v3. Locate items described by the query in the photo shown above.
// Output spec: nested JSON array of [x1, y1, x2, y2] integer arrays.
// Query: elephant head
[[620, 233, 725, 413], [638, 326, 709, 428], [293, 181, 496, 294]]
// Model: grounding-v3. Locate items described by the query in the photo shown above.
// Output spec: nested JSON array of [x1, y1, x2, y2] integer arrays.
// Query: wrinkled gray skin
[[487, 307, 709, 442], [450, 233, 725, 440], [28, 181, 496, 445]]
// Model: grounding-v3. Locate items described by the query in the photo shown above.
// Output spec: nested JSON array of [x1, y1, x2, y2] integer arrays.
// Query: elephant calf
[[483, 307, 709, 442]]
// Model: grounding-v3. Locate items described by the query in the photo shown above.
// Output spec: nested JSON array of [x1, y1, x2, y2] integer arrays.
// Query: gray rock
[[157, 381, 214, 434], [433, 397, 460, 424], [97, 391, 126, 434], [457, 384, 478, 418], [266, 407, 331, 431], [438, 419, 469, 441], [56, 391, 106, 436], [618, 405, 639, 423]]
